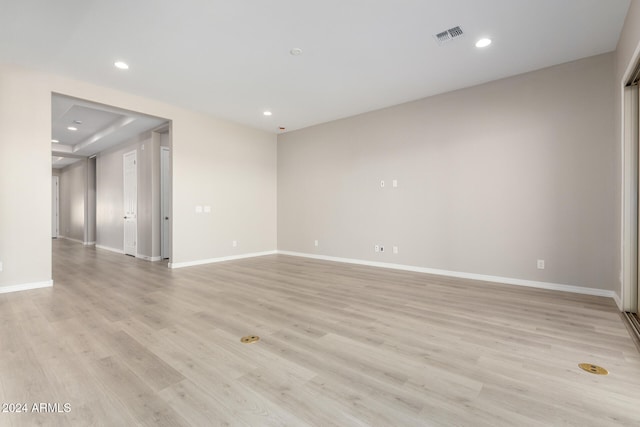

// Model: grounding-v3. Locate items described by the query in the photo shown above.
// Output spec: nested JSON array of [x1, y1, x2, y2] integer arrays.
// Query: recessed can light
[[67, 126, 78, 131], [263, 111, 272, 116], [475, 38, 492, 48], [290, 48, 303, 56], [51, 139, 59, 143], [114, 61, 129, 70]]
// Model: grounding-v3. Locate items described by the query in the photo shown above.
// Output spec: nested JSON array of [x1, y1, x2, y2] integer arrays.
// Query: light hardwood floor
[[1, 239, 639, 426]]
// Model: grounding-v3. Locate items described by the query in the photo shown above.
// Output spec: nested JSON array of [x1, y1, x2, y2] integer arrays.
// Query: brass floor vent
[[240, 335, 260, 344], [578, 363, 608, 375]]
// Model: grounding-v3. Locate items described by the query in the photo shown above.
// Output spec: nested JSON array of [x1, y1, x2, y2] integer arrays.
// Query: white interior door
[[161, 147, 171, 259], [52, 176, 59, 238], [123, 150, 137, 256]]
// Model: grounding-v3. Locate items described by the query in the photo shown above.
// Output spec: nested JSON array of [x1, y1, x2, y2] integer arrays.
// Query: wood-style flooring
[[1, 239, 639, 426]]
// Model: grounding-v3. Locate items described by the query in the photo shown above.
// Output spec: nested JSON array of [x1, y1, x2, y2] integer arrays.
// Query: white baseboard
[[95, 244, 124, 255], [60, 236, 84, 245], [613, 292, 623, 310], [0, 280, 53, 294], [169, 250, 278, 269], [60, 236, 94, 246], [95, 246, 160, 262], [277, 251, 617, 300], [136, 254, 162, 262]]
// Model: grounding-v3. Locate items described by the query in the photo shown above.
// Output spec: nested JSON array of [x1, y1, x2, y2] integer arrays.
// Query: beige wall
[[278, 53, 616, 291], [173, 114, 277, 263], [0, 66, 51, 287], [0, 63, 277, 290]]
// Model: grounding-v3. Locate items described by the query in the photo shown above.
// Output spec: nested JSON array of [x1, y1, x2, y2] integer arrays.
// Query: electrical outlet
[[232, 240, 237, 247], [0, 261, 3, 272], [537, 259, 545, 270], [393, 246, 398, 254], [374, 245, 379, 252], [314, 240, 318, 247], [392, 179, 398, 188]]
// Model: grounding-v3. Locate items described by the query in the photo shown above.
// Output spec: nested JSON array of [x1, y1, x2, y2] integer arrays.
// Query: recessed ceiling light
[[290, 48, 303, 56], [263, 111, 272, 116], [67, 126, 77, 131], [51, 139, 59, 143], [475, 38, 492, 48], [114, 61, 129, 70]]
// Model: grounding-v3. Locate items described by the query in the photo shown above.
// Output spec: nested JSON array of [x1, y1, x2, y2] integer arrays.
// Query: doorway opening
[[51, 93, 173, 265]]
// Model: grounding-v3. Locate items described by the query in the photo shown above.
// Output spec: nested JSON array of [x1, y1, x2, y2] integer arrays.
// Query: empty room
[[1, 1, 640, 426]]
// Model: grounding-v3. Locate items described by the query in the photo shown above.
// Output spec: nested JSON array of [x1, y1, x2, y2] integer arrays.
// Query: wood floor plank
[[158, 379, 250, 427], [0, 239, 638, 426], [90, 355, 189, 426], [237, 368, 369, 427]]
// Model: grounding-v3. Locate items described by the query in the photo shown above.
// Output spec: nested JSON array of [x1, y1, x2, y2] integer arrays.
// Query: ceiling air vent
[[434, 26, 464, 46]]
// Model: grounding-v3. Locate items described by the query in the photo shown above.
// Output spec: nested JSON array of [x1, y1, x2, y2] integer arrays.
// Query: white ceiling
[[51, 95, 168, 168], [0, 0, 631, 133]]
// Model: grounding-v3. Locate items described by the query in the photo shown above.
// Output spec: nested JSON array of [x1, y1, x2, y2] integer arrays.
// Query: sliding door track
[[623, 312, 640, 352]]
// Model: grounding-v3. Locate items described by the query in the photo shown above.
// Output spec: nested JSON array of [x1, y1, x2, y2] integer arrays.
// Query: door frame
[[622, 38, 640, 313]]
